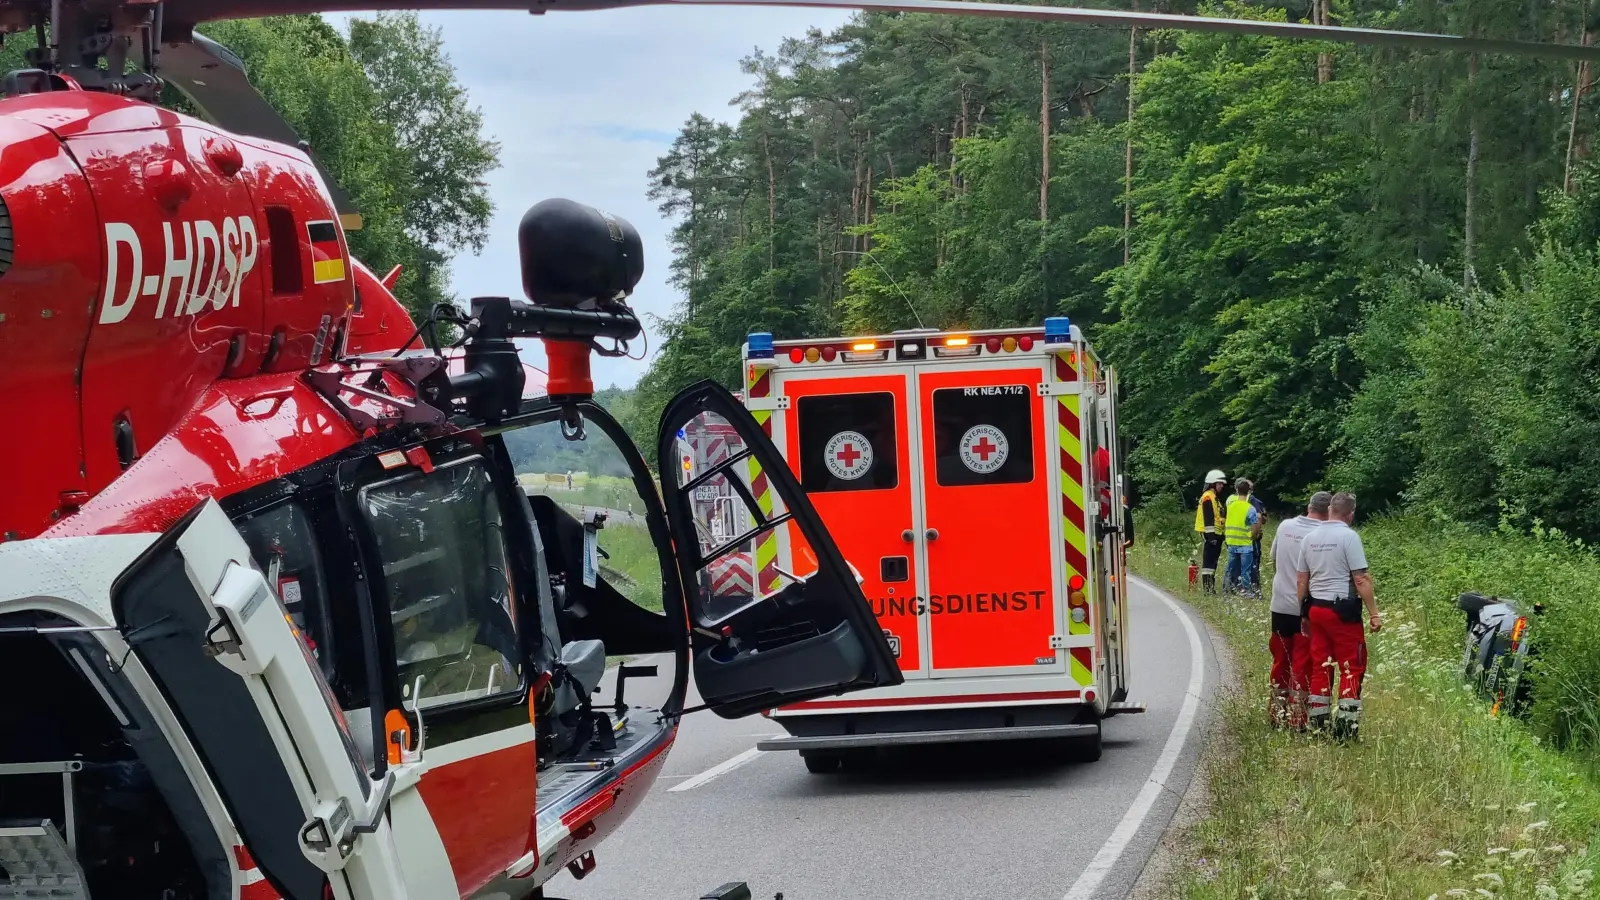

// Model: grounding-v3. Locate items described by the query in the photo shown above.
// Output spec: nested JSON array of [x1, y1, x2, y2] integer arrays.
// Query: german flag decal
[[306, 220, 346, 285]]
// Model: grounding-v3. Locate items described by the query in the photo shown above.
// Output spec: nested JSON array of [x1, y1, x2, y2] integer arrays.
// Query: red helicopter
[[0, 3, 1592, 900]]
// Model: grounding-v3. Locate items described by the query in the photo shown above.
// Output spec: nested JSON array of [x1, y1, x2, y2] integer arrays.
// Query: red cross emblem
[[959, 425, 1008, 473], [825, 430, 873, 479]]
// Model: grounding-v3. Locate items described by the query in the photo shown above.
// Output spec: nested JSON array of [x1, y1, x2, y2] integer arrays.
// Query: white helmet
[[1204, 469, 1227, 484]]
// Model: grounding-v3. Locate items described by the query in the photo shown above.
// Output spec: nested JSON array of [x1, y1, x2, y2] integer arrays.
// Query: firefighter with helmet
[[1193, 469, 1228, 594]]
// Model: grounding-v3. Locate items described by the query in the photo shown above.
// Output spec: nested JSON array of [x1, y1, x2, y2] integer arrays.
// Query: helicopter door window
[[501, 412, 665, 611], [265, 206, 303, 295], [673, 409, 820, 627], [360, 457, 522, 711], [236, 501, 336, 679]]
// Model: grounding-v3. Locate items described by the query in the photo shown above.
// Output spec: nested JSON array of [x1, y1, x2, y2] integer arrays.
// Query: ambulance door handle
[[925, 528, 939, 541], [902, 529, 915, 543]]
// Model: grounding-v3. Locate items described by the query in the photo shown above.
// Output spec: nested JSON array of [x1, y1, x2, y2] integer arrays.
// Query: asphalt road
[[553, 576, 1219, 900]]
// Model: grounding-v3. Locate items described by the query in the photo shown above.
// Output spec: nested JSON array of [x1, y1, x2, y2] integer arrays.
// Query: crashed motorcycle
[[1457, 591, 1542, 718]]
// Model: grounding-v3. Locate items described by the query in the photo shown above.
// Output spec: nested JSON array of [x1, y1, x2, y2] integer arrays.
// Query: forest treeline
[[628, 0, 1600, 543], [0, 14, 498, 318]]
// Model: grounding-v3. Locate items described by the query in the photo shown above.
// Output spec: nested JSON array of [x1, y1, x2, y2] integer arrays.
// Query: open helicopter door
[[658, 381, 904, 718], [112, 499, 453, 900]]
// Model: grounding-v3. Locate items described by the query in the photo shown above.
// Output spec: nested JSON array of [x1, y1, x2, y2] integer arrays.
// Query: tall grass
[[1130, 527, 1600, 899], [1136, 500, 1600, 762]]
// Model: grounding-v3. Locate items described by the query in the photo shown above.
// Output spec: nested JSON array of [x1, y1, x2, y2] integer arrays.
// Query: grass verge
[[1131, 530, 1600, 899]]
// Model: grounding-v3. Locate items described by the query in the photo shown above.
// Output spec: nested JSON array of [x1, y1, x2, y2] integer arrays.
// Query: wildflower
[[1509, 849, 1536, 862], [1328, 882, 1346, 893], [1534, 885, 1558, 900], [1488, 847, 1509, 855], [1474, 891, 1494, 899], [1517, 801, 1538, 812], [1543, 845, 1566, 854], [1522, 821, 1550, 838], [1474, 873, 1504, 887], [1485, 804, 1501, 811], [1317, 867, 1335, 881], [1444, 890, 1471, 898], [1438, 850, 1461, 861]]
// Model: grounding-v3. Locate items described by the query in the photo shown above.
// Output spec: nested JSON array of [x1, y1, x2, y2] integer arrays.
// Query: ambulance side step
[[758, 723, 1096, 751], [1102, 701, 1147, 717]]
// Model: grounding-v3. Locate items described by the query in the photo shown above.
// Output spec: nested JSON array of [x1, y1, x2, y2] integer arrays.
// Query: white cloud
[[331, 7, 850, 390]]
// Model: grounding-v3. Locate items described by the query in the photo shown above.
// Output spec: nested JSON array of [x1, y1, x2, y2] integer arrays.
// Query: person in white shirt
[[1266, 491, 1328, 730], [1296, 492, 1382, 741]]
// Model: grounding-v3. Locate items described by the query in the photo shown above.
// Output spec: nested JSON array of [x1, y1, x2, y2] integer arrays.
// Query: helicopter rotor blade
[[154, 0, 1600, 63], [658, 0, 1600, 63]]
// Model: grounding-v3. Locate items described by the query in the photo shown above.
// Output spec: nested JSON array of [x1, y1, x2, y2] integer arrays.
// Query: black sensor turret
[[518, 198, 644, 308]]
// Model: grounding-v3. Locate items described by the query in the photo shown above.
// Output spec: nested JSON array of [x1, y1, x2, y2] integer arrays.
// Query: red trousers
[[1269, 612, 1312, 728], [1307, 605, 1367, 728], [1269, 614, 1312, 695]]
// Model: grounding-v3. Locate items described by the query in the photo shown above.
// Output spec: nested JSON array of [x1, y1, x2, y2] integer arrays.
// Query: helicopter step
[[0, 819, 91, 900]]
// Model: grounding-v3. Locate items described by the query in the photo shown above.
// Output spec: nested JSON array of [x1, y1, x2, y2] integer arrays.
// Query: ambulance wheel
[[802, 751, 843, 774], [1064, 721, 1103, 763], [838, 748, 876, 772]]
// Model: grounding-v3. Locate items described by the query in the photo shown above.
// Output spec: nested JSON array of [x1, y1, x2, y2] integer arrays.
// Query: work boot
[[1288, 691, 1309, 732], [1268, 690, 1289, 730], [1307, 694, 1332, 735], [1202, 573, 1216, 595], [1333, 699, 1361, 744]]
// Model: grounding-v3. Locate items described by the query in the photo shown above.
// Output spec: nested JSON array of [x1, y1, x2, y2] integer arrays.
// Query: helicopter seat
[[554, 639, 606, 716]]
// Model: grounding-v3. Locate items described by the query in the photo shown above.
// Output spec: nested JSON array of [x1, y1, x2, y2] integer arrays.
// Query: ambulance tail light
[[1019, 335, 1034, 351], [822, 345, 839, 361], [1068, 574, 1088, 623], [788, 348, 804, 363], [985, 337, 1002, 353]]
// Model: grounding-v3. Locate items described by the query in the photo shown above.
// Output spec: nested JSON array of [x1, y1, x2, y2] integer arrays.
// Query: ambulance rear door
[[1085, 367, 1128, 699], [917, 357, 1064, 678], [767, 364, 928, 680]]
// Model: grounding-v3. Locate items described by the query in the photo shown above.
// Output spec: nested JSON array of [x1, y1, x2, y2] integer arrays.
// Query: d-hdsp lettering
[[868, 590, 1047, 618]]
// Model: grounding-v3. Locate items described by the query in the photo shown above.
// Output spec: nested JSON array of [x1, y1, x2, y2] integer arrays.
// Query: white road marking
[[667, 745, 767, 792], [1062, 576, 1206, 900]]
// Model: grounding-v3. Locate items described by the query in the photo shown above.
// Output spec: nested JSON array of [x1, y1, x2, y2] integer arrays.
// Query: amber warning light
[[933, 335, 980, 358]]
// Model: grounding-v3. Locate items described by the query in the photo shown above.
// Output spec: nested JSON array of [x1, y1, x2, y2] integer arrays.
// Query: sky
[[329, 7, 853, 390]]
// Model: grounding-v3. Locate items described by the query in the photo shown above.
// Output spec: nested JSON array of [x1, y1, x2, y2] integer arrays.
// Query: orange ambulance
[[736, 318, 1142, 772]]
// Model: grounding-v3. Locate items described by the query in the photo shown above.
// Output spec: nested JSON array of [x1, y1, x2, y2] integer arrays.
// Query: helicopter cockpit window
[[360, 458, 522, 711], [502, 414, 664, 611], [236, 502, 336, 680]]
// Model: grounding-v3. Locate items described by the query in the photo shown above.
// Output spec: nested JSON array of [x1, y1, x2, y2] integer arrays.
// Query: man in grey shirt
[[1296, 492, 1383, 741], [1265, 491, 1328, 730]]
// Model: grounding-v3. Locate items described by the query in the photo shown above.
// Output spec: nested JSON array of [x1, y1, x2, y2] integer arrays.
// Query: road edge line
[[667, 746, 766, 792], [1061, 574, 1207, 900]]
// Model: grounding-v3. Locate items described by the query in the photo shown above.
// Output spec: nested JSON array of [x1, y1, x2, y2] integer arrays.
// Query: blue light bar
[[747, 332, 775, 359], [1044, 316, 1072, 345]]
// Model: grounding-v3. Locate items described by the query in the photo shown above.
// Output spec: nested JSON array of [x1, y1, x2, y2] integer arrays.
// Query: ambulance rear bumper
[[757, 723, 1096, 751]]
